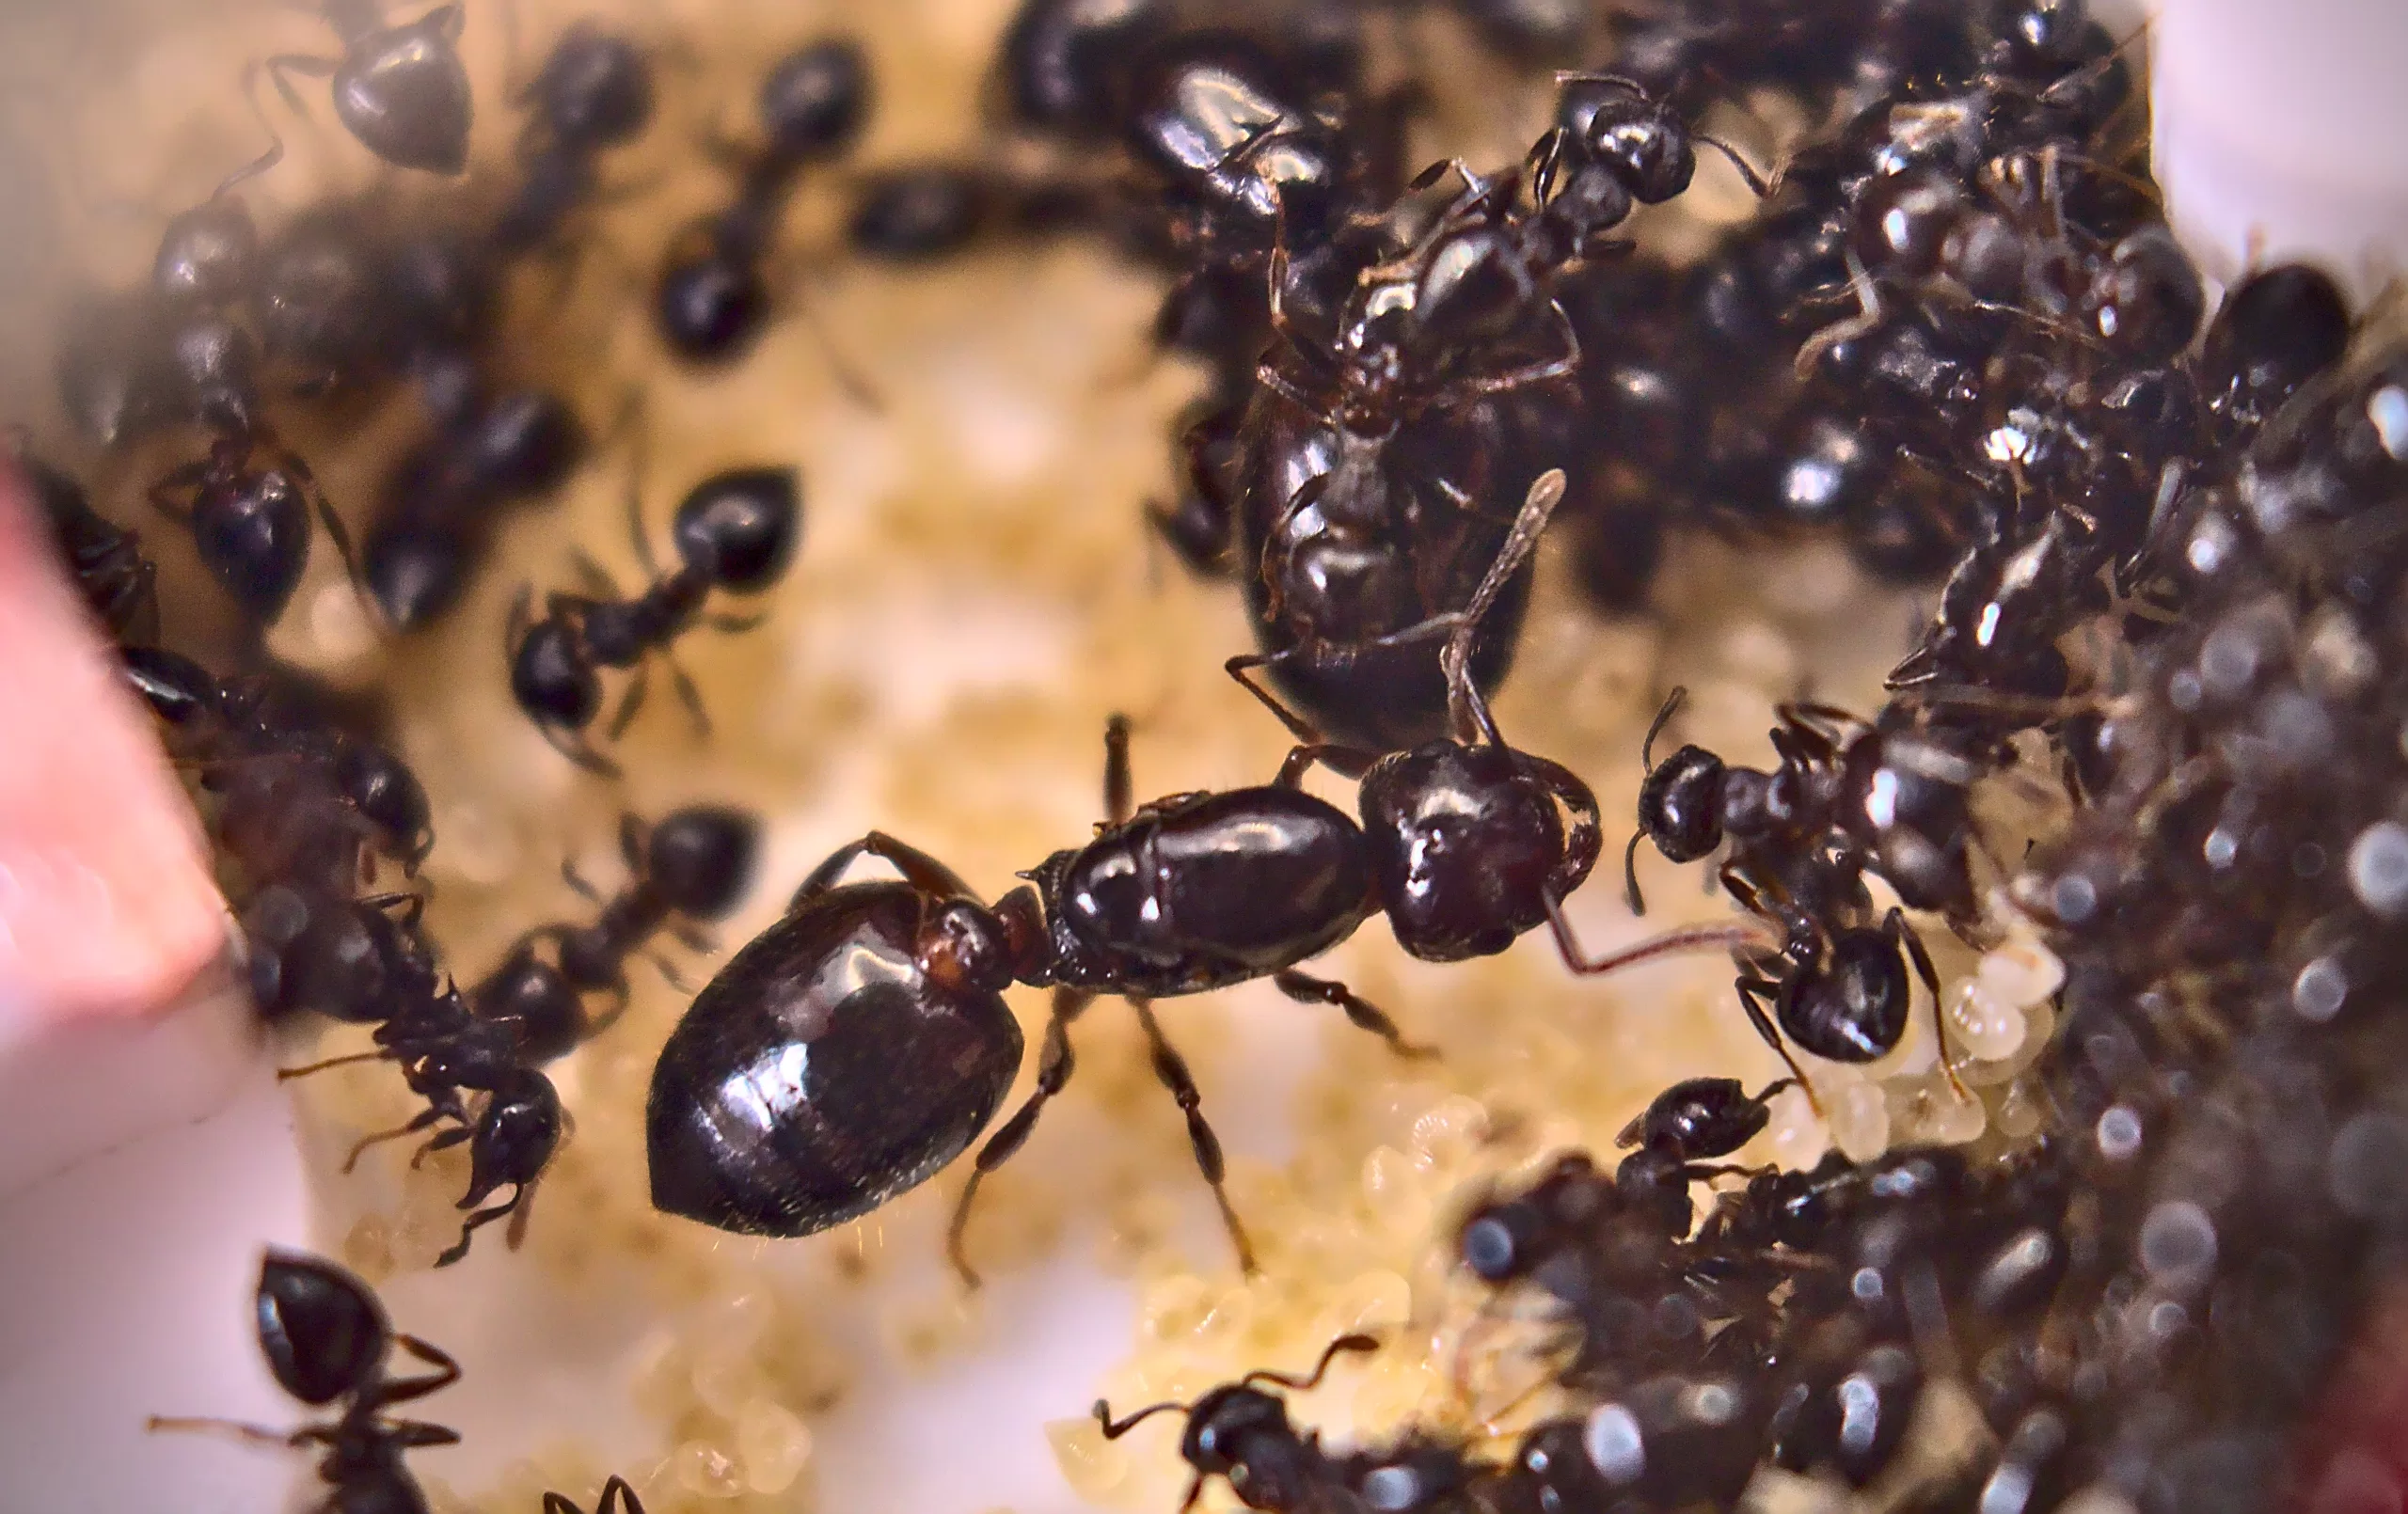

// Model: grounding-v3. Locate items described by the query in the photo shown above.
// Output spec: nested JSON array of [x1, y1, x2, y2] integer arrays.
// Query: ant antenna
[[1442, 467, 1566, 747], [1640, 686, 1687, 771], [1092, 1396, 1188, 1439], [1240, 1332, 1380, 1391]]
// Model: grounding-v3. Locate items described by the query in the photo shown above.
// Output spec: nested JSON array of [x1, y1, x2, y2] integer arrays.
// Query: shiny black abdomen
[[646, 882, 1025, 1237]]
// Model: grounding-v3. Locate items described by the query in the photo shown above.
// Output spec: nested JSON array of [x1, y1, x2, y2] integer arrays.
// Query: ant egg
[[1409, 1096, 1492, 1170], [1140, 1273, 1217, 1343], [1826, 1077, 1892, 1162], [1974, 935, 2066, 1011], [736, 1397, 815, 1494], [1361, 1144, 1435, 1238], [1313, 1269, 1413, 1340], [1949, 980, 2030, 1064], [1046, 1414, 1133, 1502], [671, 1439, 746, 1499]]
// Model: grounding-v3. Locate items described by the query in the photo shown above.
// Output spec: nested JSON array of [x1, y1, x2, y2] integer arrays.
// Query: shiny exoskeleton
[[15, 445, 158, 646], [507, 464, 801, 774], [474, 803, 763, 1059], [490, 24, 659, 256], [1093, 1334, 1380, 1513], [656, 39, 871, 365], [148, 1250, 462, 1514], [262, 1, 474, 174]]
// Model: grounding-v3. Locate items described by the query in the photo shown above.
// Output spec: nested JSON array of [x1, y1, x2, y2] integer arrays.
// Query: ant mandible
[[506, 452, 801, 775], [1093, 1334, 1380, 1514], [149, 1250, 461, 1512]]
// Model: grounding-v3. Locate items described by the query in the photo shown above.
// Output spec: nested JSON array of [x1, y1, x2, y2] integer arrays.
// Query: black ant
[[284, 985, 565, 1267], [546, 1477, 646, 1514], [261, 2, 474, 175], [12, 443, 159, 647], [474, 803, 762, 1060], [122, 645, 433, 887], [244, 886, 440, 1025], [506, 460, 801, 775], [490, 24, 659, 257], [1524, 72, 1768, 267], [1092, 1334, 1380, 1514], [656, 38, 871, 366], [148, 1250, 461, 1511]]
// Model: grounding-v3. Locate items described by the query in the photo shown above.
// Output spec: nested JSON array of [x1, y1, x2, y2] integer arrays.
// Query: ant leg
[[1735, 976, 1821, 1110], [1273, 970, 1434, 1059], [607, 663, 651, 740], [374, 1335, 465, 1407], [340, 1107, 445, 1175], [537, 719, 623, 780], [778, 262, 887, 412], [1696, 134, 1770, 197], [261, 55, 338, 118], [644, 951, 696, 994], [1542, 894, 1776, 976], [1240, 1333, 1380, 1390], [1127, 997, 1255, 1275], [144, 1415, 300, 1445], [600, 1475, 643, 1514], [410, 1126, 473, 1169], [277, 1049, 390, 1080], [1624, 830, 1649, 915], [1793, 246, 1884, 380], [219, 64, 289, 194], [434, 1191, 526, 1268], [665, 655, 711, 737], [1462, 305, 1582, 397], [1441, 469, 1566, 746], [568, 550, 621, 599], [790, 830, 980, 910], [618, 393, 658, 578], [1226, 651, 1322, 745], [1275, 743, 1382, 788], [146, 460, 211, 520], [670, 921, 717, 954], [947, 986, 1094, 1288], [1101, 714, 1133, 825], [306, 477, 370, 606], [1887, 907, 1969, 1099], [617, 811, 648, 875], [505, 1161, 549, 1251], [705, 610, 767, 634]]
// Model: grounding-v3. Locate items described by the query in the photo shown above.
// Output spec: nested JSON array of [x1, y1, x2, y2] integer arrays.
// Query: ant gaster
[[14, 445, 158, 646], [1092, 1334, 1380, 1513], [149, 1250, 461, 1514], [507, 462, 800, 774], [264, 2, 474, 175]]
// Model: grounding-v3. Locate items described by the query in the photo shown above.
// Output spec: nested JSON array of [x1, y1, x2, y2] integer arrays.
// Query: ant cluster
[[16, 0, 2403, 1508]]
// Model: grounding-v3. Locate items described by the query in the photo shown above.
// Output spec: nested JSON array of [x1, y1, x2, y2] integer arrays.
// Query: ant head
[[334, 8, 474, 174], [154, 197, 259, 307], [474, 953, 589, 1065], [256, 1250, 391, 1406], [510, 617, 604, 732], [336, 741, 433, 870], [760, 39, 872, 164], [673, 466, 803, 591], [461, 1070, 564, 1207], [1579, 90, 1693, 204], [918, 897, 1022, 996], [1180, 1384, 1292, 1475], [1637, 744, 1727, 864], [533, 27, 657, 151], [1359, 740, 1574, 963], [647, 804, 764, 919]]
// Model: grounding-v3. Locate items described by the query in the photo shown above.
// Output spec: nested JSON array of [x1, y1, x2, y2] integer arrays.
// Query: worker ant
[[473, 803, 762, 1060], [490, 24, 659, 256], [506, 461, 800, 775], [148, 1250, 461, 1512], [284, 985, 565, 1267], [1092, 1334, 1380, 1514], [656, 38, 870, 366], [261, 2, 474, 175], [545, 1478, 646, 1514]]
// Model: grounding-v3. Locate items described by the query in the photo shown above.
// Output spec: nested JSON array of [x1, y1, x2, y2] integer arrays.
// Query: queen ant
[[149, 1250, 462, 1512], [506, 456, 800, 775]]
